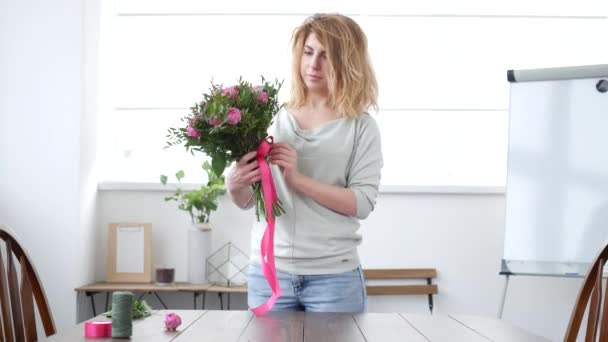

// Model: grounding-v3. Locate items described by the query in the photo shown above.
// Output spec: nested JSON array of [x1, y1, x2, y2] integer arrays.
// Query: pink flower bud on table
[[164, 312, 182, 331]]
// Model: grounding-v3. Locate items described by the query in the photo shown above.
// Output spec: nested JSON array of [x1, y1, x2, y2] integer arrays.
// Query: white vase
[[188, 222, 212, 284]]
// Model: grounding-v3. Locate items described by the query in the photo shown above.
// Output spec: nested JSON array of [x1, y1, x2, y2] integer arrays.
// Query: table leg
[[498, 274, 510, 319], [153, 291, 169, 309], [105, 292, 110, 312], [227, 293, 231, 310], [193, 292, 204, 310], [218, 293, 223, 310], [202, 292, 206, 310], [88, 292, 97, 317]]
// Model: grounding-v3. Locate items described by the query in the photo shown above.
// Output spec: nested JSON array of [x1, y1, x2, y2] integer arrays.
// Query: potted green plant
[[160, 161, 225, 225], [160, 161, 225, 284]]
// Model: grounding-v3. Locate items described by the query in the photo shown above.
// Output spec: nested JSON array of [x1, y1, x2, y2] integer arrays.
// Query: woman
[[226, 13, 383, 312]]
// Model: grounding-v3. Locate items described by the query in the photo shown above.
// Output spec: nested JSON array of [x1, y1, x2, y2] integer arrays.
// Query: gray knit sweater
[[248, 108, 383, 275]]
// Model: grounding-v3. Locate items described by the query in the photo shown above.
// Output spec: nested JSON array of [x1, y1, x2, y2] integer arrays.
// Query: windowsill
[[98, 182, 505, 194]]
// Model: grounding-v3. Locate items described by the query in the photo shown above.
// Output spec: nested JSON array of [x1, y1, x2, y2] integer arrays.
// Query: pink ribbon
[[250, 136, 282, 315], [84, 321, 112, 337]]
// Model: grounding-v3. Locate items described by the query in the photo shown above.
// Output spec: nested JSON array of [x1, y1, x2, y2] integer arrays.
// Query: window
[[97, 1, 608, 189]]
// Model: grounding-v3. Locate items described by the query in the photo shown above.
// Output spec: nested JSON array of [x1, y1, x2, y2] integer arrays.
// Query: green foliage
[[160, 161, 226, 223], [104, 300, 152, 320]]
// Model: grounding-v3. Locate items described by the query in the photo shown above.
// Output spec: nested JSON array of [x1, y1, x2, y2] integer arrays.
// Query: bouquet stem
[[253, 182, 284, 221]]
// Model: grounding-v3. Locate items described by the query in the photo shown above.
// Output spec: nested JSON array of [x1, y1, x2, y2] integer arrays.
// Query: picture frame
[[107, 222, 152, 283]]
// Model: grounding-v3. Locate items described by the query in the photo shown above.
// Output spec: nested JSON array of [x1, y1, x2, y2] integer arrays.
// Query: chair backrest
[[0, 224, 56, 341], [363, 268, 438, 313], [564, 243, 608, 342]]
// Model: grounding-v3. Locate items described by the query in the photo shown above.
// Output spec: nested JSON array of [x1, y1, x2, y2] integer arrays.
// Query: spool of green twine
[[111, 291, 134, 338]]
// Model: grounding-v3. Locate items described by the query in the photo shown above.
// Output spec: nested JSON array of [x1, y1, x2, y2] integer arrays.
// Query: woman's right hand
[[226, 151, 260, 193]]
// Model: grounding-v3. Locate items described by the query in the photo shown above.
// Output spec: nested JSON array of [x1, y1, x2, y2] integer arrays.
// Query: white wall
[[79, 0, 100, 298], [0, 0, 98, 333], [96, 190, 583, 341]]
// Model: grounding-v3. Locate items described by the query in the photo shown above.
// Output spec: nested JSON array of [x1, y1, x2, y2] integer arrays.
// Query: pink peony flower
[[257, 91, 269, 104], [221, 85, 239, 101], [227, 107, 242, 125], [186, 126, 200, 138], [207, 117, 221, 127], [164, 312, 182, 331]]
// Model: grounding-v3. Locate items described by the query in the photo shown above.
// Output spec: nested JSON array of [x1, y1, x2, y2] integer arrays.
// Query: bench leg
[[427, 278, 434, 314]]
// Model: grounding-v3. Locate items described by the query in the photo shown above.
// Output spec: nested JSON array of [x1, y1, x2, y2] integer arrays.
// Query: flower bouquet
[[166, 77, 284, 220]]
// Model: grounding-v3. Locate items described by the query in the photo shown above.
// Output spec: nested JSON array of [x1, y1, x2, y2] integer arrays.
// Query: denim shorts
[[247, 264, 367, 312]]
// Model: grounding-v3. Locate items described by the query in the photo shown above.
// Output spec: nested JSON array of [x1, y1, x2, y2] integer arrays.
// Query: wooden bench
[[363, 268, 438, 314]]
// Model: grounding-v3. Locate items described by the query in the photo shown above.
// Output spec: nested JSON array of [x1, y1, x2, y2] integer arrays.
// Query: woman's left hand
[[269, 142, 301, 187]]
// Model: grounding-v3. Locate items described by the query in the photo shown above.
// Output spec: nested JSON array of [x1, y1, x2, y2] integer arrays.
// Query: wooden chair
[[363, 268, 438, 314], [564, 243, 608, 341], [0, 224, 56, 341]]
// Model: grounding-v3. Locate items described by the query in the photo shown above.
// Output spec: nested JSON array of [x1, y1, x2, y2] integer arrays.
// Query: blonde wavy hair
[[289, 13, 379, 118]]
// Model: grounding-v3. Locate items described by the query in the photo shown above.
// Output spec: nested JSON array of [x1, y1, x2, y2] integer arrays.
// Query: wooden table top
[[75, 282, 247, 293], [47, 310, 549, 341]]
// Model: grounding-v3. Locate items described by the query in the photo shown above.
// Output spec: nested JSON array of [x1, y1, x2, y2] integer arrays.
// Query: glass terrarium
[[206, 242, 248, 286]]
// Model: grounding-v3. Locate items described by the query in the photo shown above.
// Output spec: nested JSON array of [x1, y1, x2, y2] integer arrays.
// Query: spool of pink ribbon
[[84, 321, 112, 337], [249, 136, 283, 316]]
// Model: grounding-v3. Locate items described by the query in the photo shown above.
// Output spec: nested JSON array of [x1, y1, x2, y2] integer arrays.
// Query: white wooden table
[[47, 310, 550, 341]]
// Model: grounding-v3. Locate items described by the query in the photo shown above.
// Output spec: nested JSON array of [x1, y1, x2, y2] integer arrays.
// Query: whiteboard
[[502, 65, 608, 276]]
